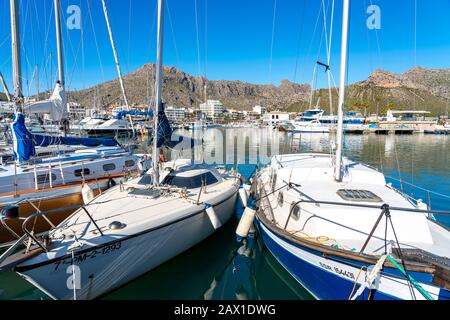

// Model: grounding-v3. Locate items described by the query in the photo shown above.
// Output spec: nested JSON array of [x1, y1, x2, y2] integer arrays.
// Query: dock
[[330, 126, 417, 135]]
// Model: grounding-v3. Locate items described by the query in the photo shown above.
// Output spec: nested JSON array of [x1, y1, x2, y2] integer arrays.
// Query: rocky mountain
[[68, 64, 311, 112], [3, 65, 450, 116], [298, 67, 450, 116]]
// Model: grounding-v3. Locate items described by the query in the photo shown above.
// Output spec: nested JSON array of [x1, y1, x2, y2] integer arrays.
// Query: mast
[[35, 64, 39, 101], [0, 71, 11, 102], [10, 0, 22, 104], [54, 0, 65, 88], [334, 0, 350, 182], [101, 0, 135, 136], [153, 0, 164, 186], [326, 0, 335, 116]]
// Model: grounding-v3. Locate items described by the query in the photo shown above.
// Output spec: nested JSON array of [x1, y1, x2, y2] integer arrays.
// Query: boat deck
[[262, 153, 450, 259]]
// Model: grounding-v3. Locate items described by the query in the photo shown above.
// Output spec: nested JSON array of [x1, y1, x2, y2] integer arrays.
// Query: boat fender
[[107, 177, 117, 189], [416, 199, 428, 211], [205, 203, 222, 230], [238, 187, 248, 207], [236, 195, 257, 241], [82, 183, 95, 204], [243, 183, 251, 196]]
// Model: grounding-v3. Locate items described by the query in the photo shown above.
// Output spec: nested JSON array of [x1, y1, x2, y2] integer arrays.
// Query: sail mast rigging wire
[[268, 0, 277, 84], [100, 0, 135, 136]]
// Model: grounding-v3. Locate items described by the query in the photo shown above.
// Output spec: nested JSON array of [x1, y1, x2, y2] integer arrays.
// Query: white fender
[[416, 199, 428, 211], [236, 206, 256, 239], [238, 187, 248, 207], [243, 183, 251, 196], [206, 205, 222, 230], [82, 183, 95, 204]]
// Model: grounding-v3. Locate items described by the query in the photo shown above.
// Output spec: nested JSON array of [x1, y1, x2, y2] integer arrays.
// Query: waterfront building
[[166, 106, 187, 122], [262, 111, 290, 125], [67, 102, 86, 120], [253, 105, 267, 115], [200, 99, 224, 119], [225, 109, 245, 120]]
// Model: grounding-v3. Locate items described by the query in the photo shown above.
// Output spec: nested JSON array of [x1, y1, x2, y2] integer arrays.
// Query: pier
[[330, 126, 417, 135]]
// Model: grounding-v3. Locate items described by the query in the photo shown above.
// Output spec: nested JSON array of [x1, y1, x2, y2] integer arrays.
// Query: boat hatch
[[162, 170, 219, 189], [128, 188, 161, 199], [336, 189, 382, 202]]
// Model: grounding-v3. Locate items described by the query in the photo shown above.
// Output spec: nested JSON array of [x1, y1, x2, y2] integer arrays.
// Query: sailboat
[[0, 0, 240, 300], [0, 0, 152, 246], [238, 0, 450, 300]]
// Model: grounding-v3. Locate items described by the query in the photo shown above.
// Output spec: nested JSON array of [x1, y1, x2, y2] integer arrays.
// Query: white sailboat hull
[[16, 192, 237, 300]]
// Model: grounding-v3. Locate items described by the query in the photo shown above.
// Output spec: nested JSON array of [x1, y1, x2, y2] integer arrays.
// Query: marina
[[0, 0, 449, 304], [0, 129, 449, 300]]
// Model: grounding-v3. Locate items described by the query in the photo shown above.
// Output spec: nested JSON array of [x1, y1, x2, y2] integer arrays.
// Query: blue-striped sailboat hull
[[256, 218, 450, 300]]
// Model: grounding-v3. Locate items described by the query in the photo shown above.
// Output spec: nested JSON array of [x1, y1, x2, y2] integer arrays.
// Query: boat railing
[[0, 202, 103, 254], [276, 198, 450, 255]]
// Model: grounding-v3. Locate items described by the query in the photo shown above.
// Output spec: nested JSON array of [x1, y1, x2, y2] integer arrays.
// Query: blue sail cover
[[156, 111, 174, 148], [10, 113, 118, 162], [115, 110, 154, 120], [154, 111, 195, 149]]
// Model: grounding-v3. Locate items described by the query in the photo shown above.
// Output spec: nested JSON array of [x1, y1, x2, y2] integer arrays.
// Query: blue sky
[[1, 0, 450, 96]]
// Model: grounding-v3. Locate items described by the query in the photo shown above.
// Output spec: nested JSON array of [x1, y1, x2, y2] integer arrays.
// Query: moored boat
[[237, 0, 450, 300], [0, 113, 151, 245]]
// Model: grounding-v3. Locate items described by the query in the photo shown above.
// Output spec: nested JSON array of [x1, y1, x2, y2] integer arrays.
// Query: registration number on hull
[[53, 242, 122, 272]]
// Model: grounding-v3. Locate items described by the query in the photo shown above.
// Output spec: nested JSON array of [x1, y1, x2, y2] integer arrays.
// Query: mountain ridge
[[2, 65, 450, 116]]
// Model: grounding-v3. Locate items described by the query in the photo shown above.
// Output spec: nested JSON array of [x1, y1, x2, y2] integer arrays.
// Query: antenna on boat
[[152, 0, 165, 187], [10, 0, 23, 111], [334, 0, 349, 182]]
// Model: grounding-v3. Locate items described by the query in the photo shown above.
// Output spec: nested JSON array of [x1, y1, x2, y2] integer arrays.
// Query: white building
[[67, 102, 86, 120], [253, 105, 267, 115], [0, 101, 14, 115], [166, 106, 187, 122], [200, 100, 224, 119], [263, 111, 290, 125]]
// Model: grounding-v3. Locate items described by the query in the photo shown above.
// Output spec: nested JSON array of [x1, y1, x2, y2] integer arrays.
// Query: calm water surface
[[0, 129, 449, 300]]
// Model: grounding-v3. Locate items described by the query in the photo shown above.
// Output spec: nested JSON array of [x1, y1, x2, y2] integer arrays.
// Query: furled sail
[[24, 82, 67, 122], [10, 113, 118, 162], [156, 111, 174, 148]]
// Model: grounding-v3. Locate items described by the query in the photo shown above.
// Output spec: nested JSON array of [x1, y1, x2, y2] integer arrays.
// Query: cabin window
[[103, 163, 116, 172], [162, 172, 218, 189], [124, 160, 135, 168], [74, 168, 91, 177], [137, 174, 152, 185], [36, 173, 57, 184], [337, 189, 382, 202], [290, 202, 301, 221]]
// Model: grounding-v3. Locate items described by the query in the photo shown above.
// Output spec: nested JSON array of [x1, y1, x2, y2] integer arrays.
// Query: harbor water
[[0, 128, 449, 300]]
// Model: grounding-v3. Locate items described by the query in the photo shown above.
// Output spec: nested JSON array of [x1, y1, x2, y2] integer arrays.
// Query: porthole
[[74, 168, 91, 177], [124, 160, 135, 168], [290, 202, 301, 221], [36, 173, 57, 184], [103, 163, 116, 172]]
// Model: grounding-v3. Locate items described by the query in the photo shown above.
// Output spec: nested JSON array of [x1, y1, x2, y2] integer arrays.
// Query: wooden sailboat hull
[[0, 175, 126, 245]]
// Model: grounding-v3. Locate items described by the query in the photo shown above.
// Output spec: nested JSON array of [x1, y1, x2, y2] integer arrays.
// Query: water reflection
[[0, 129, 448, 300]]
